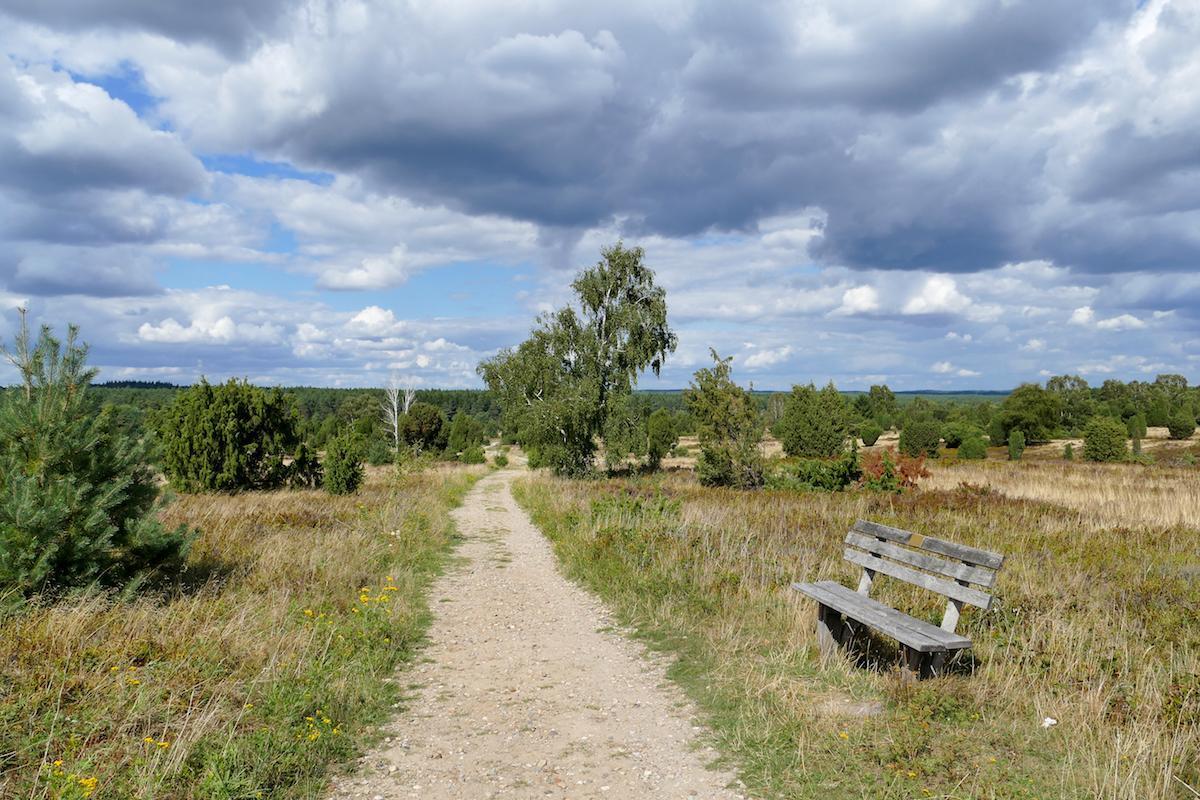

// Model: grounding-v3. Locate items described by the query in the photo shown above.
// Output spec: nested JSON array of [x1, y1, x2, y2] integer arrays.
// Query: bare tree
[[382, 376, 403, 450], [403, 387, 416, 415]]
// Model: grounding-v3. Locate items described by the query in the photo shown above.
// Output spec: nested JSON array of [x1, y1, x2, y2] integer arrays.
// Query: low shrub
[[1063, 442, 1074, 461], [767, 451, 861, 492], [288, 443, 323, 489], [494, 453, 509, 468], [942, 421, 983, 449], [858, 421, 883, 446], [957, 436, 988, 460], [460, 445, 486, 465], [859, 448, 930, 492], [364, 438, 394, 466], [324, 435, 364, 495], [1127, 412, 1148, 440], [1008, 429, 1026, 461], [1083, 417, 1128, 462], [899, 420, 941, 458], [672, 445, 689, 457], [1167, 410, 1197, 441]]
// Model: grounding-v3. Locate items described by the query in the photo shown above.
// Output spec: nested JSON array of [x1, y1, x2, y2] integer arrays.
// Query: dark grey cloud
[[0, 0, 292, 55]]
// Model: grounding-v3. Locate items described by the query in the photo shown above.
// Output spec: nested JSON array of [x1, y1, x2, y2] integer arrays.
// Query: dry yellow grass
[[926, 460, 1200, 530], [0, 465, 483, 799], [517, 461, 1200, 799]]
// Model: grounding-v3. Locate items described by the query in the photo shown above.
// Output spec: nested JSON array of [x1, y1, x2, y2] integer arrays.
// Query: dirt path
[[328, 468, 745, 799]]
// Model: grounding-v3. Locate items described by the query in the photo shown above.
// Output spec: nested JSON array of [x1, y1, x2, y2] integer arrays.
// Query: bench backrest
[[844, 519, 1004, 633]]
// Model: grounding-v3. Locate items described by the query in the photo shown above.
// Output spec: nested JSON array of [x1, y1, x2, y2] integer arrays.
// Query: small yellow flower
[[127, 677, 141, 685], [157, 740, 170, 749], [53, 760, 63, 767], [244, 702, 254, 710], [907, 770, 918, 778], [143, 736, 156, 744], [838, 731, 849, 740], [78, 776, 98, 797], [304, 608, 314, 617]]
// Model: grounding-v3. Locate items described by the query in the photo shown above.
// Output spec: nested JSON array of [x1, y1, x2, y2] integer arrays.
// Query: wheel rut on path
[[328, 468, 744, 799]]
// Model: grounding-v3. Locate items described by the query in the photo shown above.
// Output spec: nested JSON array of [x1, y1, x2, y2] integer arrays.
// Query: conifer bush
[[899, 420, 941, 458], [0, 314, 191, 595], [323, 435, 364, 495], [1008, 429, 1025, 461], [686, 351, 764, 489], [1063, 442, 1074, 461], [401, 402, 447, 453], [957, 436, 988, 460], [1167, 410, 1196, 440], [459, 445, 486, 464], [157, 379, 300, 492], [445, 411, 486, 459], [858, 421, 883, 447], [645, 408, 678, 470], [288, 443, 323, 489], [773, 382, 848, 457], [1083, 417, 1128, 462]]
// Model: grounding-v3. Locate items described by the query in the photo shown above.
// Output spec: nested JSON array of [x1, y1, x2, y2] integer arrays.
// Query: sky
[[0, 0, 1197, 391]]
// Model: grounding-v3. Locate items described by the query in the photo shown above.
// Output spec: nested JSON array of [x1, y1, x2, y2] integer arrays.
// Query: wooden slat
[[844, 531, 997, 587], [851, 519, 1004, 569], [793, 581, 972, 652], [843, 549, 994, 609]]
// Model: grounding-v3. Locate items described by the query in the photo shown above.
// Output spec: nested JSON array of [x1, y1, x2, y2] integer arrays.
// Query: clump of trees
[[479, 243, 676, 476], [0, 314, 192, 595], [685, 351, 765, 488]]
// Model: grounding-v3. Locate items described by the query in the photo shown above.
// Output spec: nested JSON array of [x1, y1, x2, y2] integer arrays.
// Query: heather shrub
[[899, 420, 941, 458], [767, 450, 861, 492], [1083, 417, 1128, 462]]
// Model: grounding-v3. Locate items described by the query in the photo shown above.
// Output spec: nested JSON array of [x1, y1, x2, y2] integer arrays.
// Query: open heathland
[[514, 459, 1200, 799], [0, 465, 483, 799]]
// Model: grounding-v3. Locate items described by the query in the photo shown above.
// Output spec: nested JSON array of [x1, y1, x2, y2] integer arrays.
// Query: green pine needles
[[0, 312, 191, 596], [156, 379, 301, 492]]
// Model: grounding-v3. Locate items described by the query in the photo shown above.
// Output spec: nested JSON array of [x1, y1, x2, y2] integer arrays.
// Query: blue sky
[[0, 0, 1197, 390]]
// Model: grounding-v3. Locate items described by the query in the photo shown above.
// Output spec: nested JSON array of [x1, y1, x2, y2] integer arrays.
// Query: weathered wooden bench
[[792, 520, 1004, 678]]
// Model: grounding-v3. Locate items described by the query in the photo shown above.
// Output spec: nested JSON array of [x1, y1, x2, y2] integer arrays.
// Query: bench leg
[[901, 646, 925, 680], [815, 603, 847, 660], [927, 651, 947, 678]]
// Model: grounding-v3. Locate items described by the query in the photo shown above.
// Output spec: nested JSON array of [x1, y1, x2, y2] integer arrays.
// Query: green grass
[[0, 466, 482, 799], [513, 471, 1200, 799]]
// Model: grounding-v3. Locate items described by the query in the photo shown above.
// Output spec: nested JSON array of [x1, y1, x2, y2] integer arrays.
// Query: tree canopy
[[479, 243, 676, 475]]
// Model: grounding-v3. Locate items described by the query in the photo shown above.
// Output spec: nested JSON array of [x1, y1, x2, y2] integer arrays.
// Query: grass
[[0, 464, 484, 799], [513, 461, 1200, 799]]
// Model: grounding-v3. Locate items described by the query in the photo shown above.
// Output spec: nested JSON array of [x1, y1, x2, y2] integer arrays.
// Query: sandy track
[[328, 468, 744, 800]]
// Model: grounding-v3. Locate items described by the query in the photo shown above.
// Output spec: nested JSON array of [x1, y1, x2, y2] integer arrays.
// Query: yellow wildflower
[[838, 731, 849, 740]]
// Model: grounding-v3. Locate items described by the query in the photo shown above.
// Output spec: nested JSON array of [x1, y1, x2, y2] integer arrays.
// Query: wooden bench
[[792, 520, 1004, 678]]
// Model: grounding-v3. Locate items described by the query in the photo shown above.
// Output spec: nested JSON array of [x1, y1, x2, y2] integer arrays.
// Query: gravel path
[[328, 467, 745, 799]]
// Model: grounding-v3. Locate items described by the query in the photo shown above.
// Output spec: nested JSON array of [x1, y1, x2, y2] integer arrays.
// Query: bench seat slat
[[844, 548, 994, 609], [852, 520, 1003, 569], [792, 581, 972, 653], [844, 531, 997, 588]]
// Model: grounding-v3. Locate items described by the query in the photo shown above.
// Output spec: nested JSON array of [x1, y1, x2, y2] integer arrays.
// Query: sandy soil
[[327, 467, 745, 800]]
